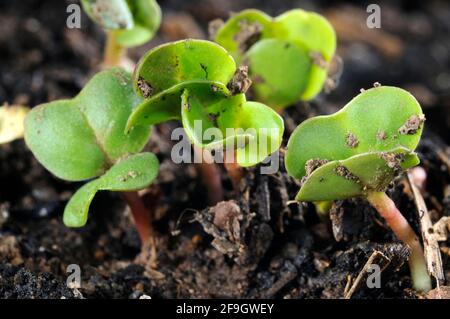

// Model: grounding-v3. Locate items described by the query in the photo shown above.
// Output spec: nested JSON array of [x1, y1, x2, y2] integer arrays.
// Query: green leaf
[[127, 80, 230, 128], [296, 148, 420, 201], [285, 86, 424, 201], [232, 101, 284, 167], [246, 38, 311, 110], [127, 39, 237, 129], [273, 9, 336, 62], [273, 10, 336, 100], [214, 9, 273, 63], [81, 0, 134, 30], [180, 88, 284, 167], [25, 68, 151, 181], [81, 0, 161, 47], [63, 152, 159, 227], [214, 9, 337, 107], [115, 0, 161, 47], [127, 39, 284, 167], [133, 39, 236, 98]]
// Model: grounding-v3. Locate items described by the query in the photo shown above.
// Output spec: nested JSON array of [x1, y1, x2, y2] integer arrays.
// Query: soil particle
[[379, 152, 405, 170], [259, 261, 297, 298], [426, 286, 450, 299], [0, 236, 23, 266], [120, 170, 138, 182], [212, 200, 241, 230], [313, 253, 331, 273], [377, 130, 387, 140], [210, 84, 220, 92], [398, 114, 426, 135], [227, 66, 252, 95], [208, 18, 224, 40], [234, 20, 263, 52], [0, 263, 75, 299], [194, 201, 255, 261], [346, 132, 359, 148], [137, 77, 153, 99], [335, 165, 360, 182], [207, 113, 217, 124], [310, 51, 328, 69], [305, 158, 330, 176]]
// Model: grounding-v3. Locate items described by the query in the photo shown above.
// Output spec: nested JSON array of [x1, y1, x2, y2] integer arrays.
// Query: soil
[[0, 0, 449, 299]]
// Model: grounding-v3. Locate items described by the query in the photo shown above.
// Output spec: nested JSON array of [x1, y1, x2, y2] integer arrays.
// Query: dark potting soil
[[0, 0, 449, 299]]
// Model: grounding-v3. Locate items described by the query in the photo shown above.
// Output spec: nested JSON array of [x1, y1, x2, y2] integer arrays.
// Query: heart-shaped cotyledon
[[214, 9, 337, 109], [24, 68, 159, 227], [285, 85, 425, 201], [126, 39, 284, 167]]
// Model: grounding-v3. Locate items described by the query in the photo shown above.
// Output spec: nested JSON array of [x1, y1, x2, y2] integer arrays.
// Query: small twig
[[432, 217, 450, 242], [344, 250, 391, 299], [406, 173, 446, 286], [260, 262, 297, 298]]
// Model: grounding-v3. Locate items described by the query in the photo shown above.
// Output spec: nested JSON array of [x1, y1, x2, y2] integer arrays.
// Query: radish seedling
[[126, 39, 284, 199], [81, 0, 161, 67], [24, 68, 159, 246], [285, 86, 431, 292], [213, 9, 336, 110]]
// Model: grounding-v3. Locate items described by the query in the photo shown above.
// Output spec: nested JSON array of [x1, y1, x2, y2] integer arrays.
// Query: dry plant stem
[[367, 191, 432, 292], [103, 31, 126, 68], [121, 191, 154, 245], [224, 151, 244, 191], [193, 146, 224, 204]]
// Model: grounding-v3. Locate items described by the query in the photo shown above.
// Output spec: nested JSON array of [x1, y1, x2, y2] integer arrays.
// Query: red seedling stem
[[367, 191, 431, 292]]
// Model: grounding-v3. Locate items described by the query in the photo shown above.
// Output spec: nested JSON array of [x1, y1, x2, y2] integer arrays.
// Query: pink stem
[[367, 191, 431, 292], [121, 191, 154, 245], [223, 151, 244, 191], [193, 146, 224, 204]]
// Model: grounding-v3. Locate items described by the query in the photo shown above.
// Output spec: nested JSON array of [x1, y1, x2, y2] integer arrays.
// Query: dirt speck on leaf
[[398, 114, 426, 135], [137, 77, 153, 99], [346, 132, 359, 148], [234, 20, 263, 52], [120, 170, 139, 182], [379, 152, 405, 170], [310, 51, 328, 69], [227, 66, 252, 95], [377, 130, 387, 140], [305, 159, 329, 176], [335, 165, 360, 182]]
